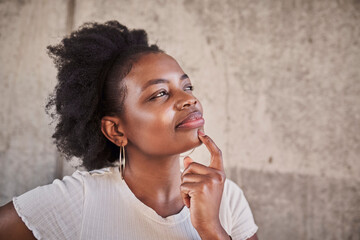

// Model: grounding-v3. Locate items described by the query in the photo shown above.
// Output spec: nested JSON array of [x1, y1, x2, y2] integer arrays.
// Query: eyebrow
[[141, 74, 189, 92]]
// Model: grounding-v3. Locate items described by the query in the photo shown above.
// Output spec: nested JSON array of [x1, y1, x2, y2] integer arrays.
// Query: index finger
[[198, 130, 224, 171]]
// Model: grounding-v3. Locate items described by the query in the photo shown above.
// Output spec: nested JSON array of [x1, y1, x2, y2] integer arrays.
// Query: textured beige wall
[[1, 0, 359, 239], [0, 0, 68, 204]]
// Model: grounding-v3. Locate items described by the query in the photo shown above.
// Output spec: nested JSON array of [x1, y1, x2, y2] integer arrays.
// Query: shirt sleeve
[[225, 179, 258, 240], [12, 170, 85, 240]]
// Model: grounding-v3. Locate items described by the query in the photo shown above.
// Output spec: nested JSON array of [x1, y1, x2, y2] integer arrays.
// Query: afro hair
[[46, 20, 162, 170]]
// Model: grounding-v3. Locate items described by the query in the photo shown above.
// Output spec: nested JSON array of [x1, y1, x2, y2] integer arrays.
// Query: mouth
[[176, 111, 205, 129]]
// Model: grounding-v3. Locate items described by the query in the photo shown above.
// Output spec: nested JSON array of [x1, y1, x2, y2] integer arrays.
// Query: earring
[[119, 145, 126, 180]]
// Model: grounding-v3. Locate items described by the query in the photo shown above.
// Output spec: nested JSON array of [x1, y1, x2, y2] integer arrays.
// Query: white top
[[13, 167, 258, 240]]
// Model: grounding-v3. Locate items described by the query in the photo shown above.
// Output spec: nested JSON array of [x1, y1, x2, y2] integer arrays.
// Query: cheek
[[125, 107, 177, 150], [123, 100, 204, 155]]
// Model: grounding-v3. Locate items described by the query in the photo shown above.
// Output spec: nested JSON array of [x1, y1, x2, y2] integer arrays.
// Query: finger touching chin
[[177, 129, 203, 151]]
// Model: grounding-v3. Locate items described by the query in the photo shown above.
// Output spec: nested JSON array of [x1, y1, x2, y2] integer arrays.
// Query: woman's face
[[120, 53, 204, 156]]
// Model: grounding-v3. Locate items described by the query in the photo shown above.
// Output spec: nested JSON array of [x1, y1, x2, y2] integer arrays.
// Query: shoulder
[[48, 166, 119, 189], [221, 178, 259, 240], [220, 178, 248, 220], [222, 178, 246, 205], [12, 169, 87, 209], [80, 166, 117, 177], [9, 167, 119, 240], [224, 178, 242, 192], [9, 167, 114, 240], [76, 166, 120, 188], [221, 178, 250, 217]]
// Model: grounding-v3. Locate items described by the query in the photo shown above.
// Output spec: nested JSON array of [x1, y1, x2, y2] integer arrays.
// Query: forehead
[[124, 53, 184, 87]]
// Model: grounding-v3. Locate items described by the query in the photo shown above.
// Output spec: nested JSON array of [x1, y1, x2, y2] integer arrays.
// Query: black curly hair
[[46, 20, 163, 170]]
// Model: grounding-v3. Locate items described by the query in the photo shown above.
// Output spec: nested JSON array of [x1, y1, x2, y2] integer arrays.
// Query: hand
[[180, 130, 229, 239]]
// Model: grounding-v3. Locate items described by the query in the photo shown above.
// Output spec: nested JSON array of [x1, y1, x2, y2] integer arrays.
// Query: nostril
[[177, 96, 198, 110], [191, 99, 197, 106], [182, 102, 191, 109], [181, 99, 197, 109]]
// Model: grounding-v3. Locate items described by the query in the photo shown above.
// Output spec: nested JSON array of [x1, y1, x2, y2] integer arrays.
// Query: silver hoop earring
[[119, 145, 126, 180]]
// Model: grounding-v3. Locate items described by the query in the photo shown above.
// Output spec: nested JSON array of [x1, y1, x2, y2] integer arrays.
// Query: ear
[[101, 116, 128, 146]]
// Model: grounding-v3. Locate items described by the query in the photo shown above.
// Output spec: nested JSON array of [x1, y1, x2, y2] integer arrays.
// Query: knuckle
[[219, 172, 226, 183], [204, 177, 212, 184], [181, 173, 192, 182], [206, 176, 219, 188], [181, 173, 186, 181], [181, 175, 185, 182], [214, 171, 226, 183], [181, 173, 191, 182], [209, 177, 218, 185], [182, 172, 189, 177], [188, 162, 196, 167], [185, 162, 195, 170], [199, 183, 207, 193]]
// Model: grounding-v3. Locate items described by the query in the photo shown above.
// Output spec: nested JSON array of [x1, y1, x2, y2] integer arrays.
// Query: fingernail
[[198, 129, 205, 136]]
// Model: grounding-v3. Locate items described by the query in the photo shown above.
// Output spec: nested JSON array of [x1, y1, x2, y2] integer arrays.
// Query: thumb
[[183, 156, 194, 169]]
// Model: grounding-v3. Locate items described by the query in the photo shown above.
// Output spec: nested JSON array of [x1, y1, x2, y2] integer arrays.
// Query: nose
[[176, 93, 198, 110]]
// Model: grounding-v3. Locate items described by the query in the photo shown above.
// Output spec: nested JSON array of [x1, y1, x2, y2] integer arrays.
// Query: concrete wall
[[1, 0, 359, 239]]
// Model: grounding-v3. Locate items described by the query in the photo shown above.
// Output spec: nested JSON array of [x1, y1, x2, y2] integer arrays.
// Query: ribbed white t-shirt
[[13, 167, 258, 240]]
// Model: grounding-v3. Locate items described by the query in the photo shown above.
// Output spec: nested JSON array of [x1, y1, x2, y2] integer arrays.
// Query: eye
[[184, 85, 194, 91], [150, 90, 168, 100]]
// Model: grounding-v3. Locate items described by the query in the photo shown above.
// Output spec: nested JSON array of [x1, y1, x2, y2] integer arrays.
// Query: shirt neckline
[[111, 167, 190, 225]]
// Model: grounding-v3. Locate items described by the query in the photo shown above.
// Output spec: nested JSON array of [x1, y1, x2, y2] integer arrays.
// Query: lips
[[176, 111, 204, 129]]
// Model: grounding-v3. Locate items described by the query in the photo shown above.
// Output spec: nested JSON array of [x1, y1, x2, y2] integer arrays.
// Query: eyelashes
[[150, 85, 195, 100], [185, 85, 194, 91], [153, 90, 167, 98]]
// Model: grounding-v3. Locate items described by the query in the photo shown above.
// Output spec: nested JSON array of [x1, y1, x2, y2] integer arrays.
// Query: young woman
[[0, 21, 258, 240]]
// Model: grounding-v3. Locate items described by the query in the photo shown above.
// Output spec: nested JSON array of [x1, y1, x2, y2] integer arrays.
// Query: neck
[[122, 144, 183, 208]]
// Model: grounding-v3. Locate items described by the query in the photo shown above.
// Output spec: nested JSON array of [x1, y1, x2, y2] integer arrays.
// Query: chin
[[178, 129, 203, 152]]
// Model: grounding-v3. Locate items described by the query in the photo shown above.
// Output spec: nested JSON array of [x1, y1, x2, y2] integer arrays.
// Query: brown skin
[[0, 53, 258, 240], [0, 201, 36, 239]]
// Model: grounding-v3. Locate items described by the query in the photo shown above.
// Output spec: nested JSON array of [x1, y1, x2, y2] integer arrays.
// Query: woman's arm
[[0, 201, 36, 240]]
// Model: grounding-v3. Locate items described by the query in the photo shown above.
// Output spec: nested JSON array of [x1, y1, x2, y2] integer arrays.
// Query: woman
[[0, 21, 258, 240]]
